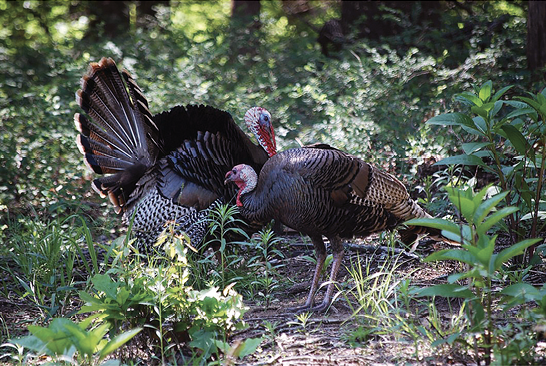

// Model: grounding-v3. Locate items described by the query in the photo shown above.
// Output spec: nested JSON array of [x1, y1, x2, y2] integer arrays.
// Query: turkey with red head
[[225, 145, 440, 313], [75, 57, 276, 249]]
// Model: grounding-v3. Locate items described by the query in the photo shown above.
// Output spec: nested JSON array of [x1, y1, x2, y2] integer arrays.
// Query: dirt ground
[[1, 232, 545, 365], [231, 233, 472, 365]]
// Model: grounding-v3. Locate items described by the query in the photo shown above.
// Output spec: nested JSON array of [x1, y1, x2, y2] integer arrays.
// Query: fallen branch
[[343, 243, 420, 259]]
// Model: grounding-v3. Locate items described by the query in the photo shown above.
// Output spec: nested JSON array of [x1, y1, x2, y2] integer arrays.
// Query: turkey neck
[[237, 159, 286, 224], [238, 181, 275, 224]]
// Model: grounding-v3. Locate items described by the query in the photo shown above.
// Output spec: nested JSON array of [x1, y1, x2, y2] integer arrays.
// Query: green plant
[[247, 228, 285, 307], [345, 248, 406, 319], [3, 213, 102, 319], [262, 320, 279, 345], [427, 82, 546, 256], [199, 203, 251, 290], [77, 226, 258, 363], [407, 185, 541, 365], [288, 312, 312, 333], [11, 315, 140, 365], [0, 341, 26, 365], [342, 247, 437, 356], [302, 253, 333, 279]]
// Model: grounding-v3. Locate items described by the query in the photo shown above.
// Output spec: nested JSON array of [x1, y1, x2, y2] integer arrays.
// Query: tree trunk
[[231, 0, 261, 26], [230, 0, 261, 57], [137, 0, 169, 28], [527, 1, 546, 74], [85, 1, 129, 39]]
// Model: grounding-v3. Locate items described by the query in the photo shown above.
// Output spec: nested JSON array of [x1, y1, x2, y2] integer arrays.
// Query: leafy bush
[[427, 82, 546, 254], [12, 315, 140, 366], [77, 227, 261, 363], [407, 185, 541, 365]]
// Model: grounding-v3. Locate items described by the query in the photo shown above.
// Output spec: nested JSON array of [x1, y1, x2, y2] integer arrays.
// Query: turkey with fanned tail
[[74, 57, 276, 250], [225, 145, 444, 313]]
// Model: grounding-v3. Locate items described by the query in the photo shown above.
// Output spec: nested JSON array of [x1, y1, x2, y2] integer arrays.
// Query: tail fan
[[74, 57, 159, 213]]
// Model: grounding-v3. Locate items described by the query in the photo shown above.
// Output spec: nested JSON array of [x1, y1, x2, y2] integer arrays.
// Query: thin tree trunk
[[527, 1, 546, 75], [230, 0, 261, 57]]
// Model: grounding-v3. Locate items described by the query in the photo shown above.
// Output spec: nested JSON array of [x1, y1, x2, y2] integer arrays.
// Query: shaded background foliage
[[0, 0, 542, 239]]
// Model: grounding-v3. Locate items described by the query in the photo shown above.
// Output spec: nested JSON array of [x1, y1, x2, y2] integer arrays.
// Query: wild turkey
[[224, 145, 439, 313], [74, 57, 277, 250]]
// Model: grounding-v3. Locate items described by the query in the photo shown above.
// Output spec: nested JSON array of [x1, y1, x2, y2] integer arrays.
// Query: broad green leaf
[[482, 102, 495, 112], [412, 284, 474, 298], [189, 329, 217, 356], [465, 245, 489, 267], [473, 191, 509, 225], [440, 229, 467, 245], [479, 80, 493, 102], [471, 185, 493, 211], [404, 218, 461, 235], [99, 328, 142, 360], [461, 123, 486, 136], [477, 235, 496, 271], [456, 197, 475, 223], [78, 314, 101, 330], [92, 274, 119, 300], [516, 96, 546, 118], [27, 326, 58, 344], [447, 188, 475, 212], [11, 335, 49, 354], [29, 320, 73, 355], [489, 100, 503, 118], [447, 272, 468, 283], [471, 106, 489, 120], [235, 337, 265, 358], [471, 150, 494, 159], [64, 322, 101, 356], [461, 142, 491, 155], [424, 249, 478, 265], [215, 339, 230, 353], [444, 186, 473, 199], [493, 238, 541, 270], [501, 124, 531, 157], [504, 100, 534, 109], [506, 107, 536, 119], [78, 291, 101, 305], [501, 283, 541, 299], [457, 92, 483, 106], [426, 112, 475, 127], [116, 287, 130, 306], [501, 165, 515, 177], [473, 116, 488, 134], [435, 154, 486, 167], [491, 85, 513, 102], [477, 207, 519, 235]]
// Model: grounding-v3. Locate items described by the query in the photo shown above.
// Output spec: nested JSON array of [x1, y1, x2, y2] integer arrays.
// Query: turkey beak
[[224, 171, 233, 185]]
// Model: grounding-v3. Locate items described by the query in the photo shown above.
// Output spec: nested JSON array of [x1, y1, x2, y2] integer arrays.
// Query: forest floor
[[2, 232, 546, 365], [232, 233, 474, 365]]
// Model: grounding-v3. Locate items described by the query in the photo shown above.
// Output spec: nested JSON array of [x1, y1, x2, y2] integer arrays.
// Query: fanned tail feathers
[[74, 57, 159, 213]]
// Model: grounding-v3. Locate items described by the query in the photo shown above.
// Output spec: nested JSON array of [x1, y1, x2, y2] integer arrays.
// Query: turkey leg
[[288, 235, 327, 312], [289, 236, 344, 313]]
